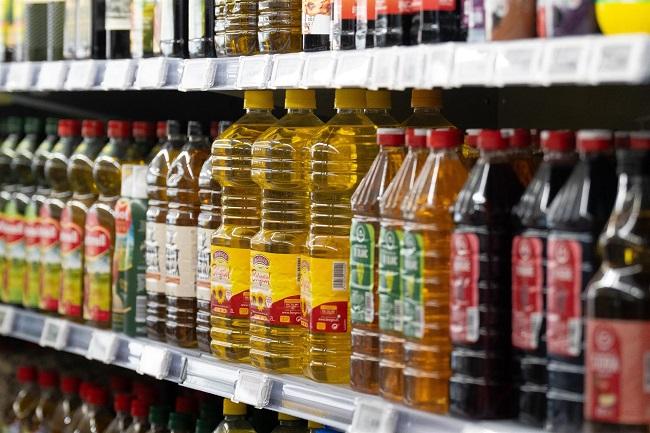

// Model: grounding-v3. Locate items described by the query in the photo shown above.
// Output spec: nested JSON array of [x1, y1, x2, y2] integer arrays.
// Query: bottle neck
[[479, 148, 510, 161], [544, 149, 576, 162], [246, 108, 272, 114], [412, 106, 441, 114], [223, 415, 245, 421], [286, 108, 314, 115], [336, 107, 364, 114], [365, 108, 389, 114]]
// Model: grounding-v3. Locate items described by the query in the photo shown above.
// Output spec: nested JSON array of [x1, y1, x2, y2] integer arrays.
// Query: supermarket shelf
[[0, 304, 540, 433], [1, 34, 649, 93]]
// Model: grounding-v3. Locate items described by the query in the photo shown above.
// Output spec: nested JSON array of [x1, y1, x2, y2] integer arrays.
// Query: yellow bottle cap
[[365, 90, 391, 109], [307, 421, 323, 429], [411, 89, 442, 109], [278, 413, 299, 421], [223, 399, 247, 416], [334, 89, 367, 109], [244, 90, 274, 110], [285, 89, 317, 109]]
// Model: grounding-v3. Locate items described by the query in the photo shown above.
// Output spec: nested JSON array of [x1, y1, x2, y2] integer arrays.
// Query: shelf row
[[1, 34, 649, 92]]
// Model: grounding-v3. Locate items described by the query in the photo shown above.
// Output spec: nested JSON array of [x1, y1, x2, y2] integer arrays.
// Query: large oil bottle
[[40, 119, 83, 314], [165, 121, 211, 348], [211, 90, 277, 362], [402, 89, 451, 128], [304, 88, 377, 383], [59, 120, 106, 321], [249, 89, 323, 373], [364, 91, 399, 127], [145, 120, 184, 341]]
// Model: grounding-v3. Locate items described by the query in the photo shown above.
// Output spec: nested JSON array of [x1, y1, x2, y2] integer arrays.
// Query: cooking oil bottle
[[402, 89, 451, 128], [7, 366, 39, 433], [59, 120, 106, 321], [257, 0, 301, 53], [32, 370, 60, 433], [350, 128, 405, 394], [376, 128, 429, 402], [214, 400, 254, 433], [215, 0, 259, 56], [50, 376, 81, 433], [305, 88, 377, 383], [146, 120, 184, 342], [249, 89, 323, 373], [364, 91, 399, 127], [211, 90, 277, 362], [165, 121, 211, 348], [460, 129, 480, 169], [402, 128, 468, 413]]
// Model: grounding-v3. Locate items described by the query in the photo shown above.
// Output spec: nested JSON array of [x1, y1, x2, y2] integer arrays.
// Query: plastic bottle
[[210, 91, 277, 362], [376, 128, 429, 402], [301, 0, 330, 52], [59, 120, 106, 321], [73, 388, 112, 433], [584, 132, 650, 433], [166, 413, 191, 433], [24, 0, 48, 60], [354, 0, 374, 49], [32, 370, 60, 433], [146, 407, 168, 433], [130, 0, 156, 58], [158, 0, 187, 57], [103, 394, 131, 433], [349, 128, 406, 395], [249, 90, 323, 373], [193, 418, 215, 433], [214, 400, 254, 433], [49, 376, 80, 433], [146, 120, 184, 342], [511, 130, 576, 427], [364, 91, 399, 128], [449, 129, 525, 418], [545, 130, 618, 433], [537, 0, 598, 37], [419, 0, 463, 43], [258, 0, 300, 53], [124, 400, 149, 433], [307, 421, 321, 433], [503, 128, 537, 187], [331, 0, 355, 50], [40, 119, 83, 314], [132, 123, 156, 159], [402, 90, 451, 129], [460, 129, 480, 169], [8, 366, 39, 433], [271, 415, 306, 433], [304, 88, 377, 384], [165, 121, 211, 348], [61, 0, 75, 59], [215, 0, 257, 57], [64, 382, 92, 433]]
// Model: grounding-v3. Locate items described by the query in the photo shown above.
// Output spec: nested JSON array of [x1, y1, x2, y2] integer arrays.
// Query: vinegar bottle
[[49, 376, 80, 433], [504, 128, 537, 186], [65, 382, 92, 433], [103, 394, 132, 433], [214, 401, 254, 433], [32, 370, 60, 433], [249, 90, 323, 373], [257, 0, 300, 53], [364, 91, 399, 127], [349, 128, 406, 394], [73, 388, 112, 433], [7, 366, 39, 433], [124, 400, 150, 433]]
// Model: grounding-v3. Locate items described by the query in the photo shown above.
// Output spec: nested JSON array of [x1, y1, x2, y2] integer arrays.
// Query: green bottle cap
[[24, 117, 43, 135], [7, 117, 23, 135], [168, 412, 192, 432], [45, 118, 59, 136], [195, 418, 217, 433], [149, 405, 169, 426]]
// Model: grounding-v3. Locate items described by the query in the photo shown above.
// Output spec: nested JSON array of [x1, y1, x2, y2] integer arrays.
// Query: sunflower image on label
[[299, 255, 311, 329], [39, 206, 62, 312], [250, 252, 302, 327], [164, 225, 197, 298], [84, 209, 113, 323], [378, 227, 403, 332], [402, 231, 424, 339], [59, 207, 84, 317], [511, 234, 544, 350], [4, 200, 26, 304], [210, 246, 250, 317], [145, 221, 166, 294], [350, 220, 375, 324], [449, 232, 480, 344], [302, 0, 332, 34], [23, 201, 41, 308], [196, 228, 214, 302], [309, 257, 348, 333]]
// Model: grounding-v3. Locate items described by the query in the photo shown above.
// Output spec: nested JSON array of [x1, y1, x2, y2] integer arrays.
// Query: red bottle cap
[[577, 130, 613, 153], [79, 381, 93, 401], [405, 128, 427, 148], [60, 376, 80, 394], [38, 370, 58, 389], [376, 128, 405, 146], [465, 129, 480, 148], [58, 119, 82, 137], [156, 121, 167, 139], [107, 120, 132, 139], [16, 366, 37, 383], [614, 131, 630, 149], [131, 399, 150, 418], [114, 393, 132, 413], [478, 129, 508, 151], [629, 131, 650, 150], [502, 128, 531, 148], [540, 130, 575, 152], [81, 120, 105, 138], [87, 387, 108, 406], [175, 396, 196, 415], [427, 128, 462, 149], [133, 121, 155, 139]]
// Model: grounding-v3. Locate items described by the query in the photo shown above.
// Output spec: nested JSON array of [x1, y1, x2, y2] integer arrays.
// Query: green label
[[350, 219, 375, 324], [23, 200, 40, 308], [402, 230, 424, 339], [378, 227, 403, 332], [4, 199, 25, 304]]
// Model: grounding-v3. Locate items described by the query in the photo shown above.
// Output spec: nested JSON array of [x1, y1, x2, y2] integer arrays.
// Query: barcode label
[[466, 307, 479, 343], [569, 318, 582, 356], [393, 300, 403, 332], [332, 261, 347, 291]]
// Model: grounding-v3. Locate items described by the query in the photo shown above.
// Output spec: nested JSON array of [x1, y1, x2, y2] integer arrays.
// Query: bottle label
[[350, 220, 375, 325], [76, 0, 92, 58], [450, 232, 480, 344], [402, 231, 425, 339], [378, 227, 403, 332], [309, 257, 348, 333], [39, 205, 61, 312], [586, 319, 650, 424], [210, 245, 250, 318], [160, 0, 174, 41], [302, 0, 332, 35], [60, 207, 84, 317], [145, 221, 166, 294], [165, 225, 197, 298], [188, 0, 205, 40], [341, 0, 355, 19], [511, 234, 544, 350], [84, 208, 113, 323], [250, 252, 302, 327], [23, 201, 41, 308], [105, 0, 131, 30], [4, 200, 25, 304], [196, 227, 214, 302], [547, 237, 582, 357], [112, 198, 132, 326], [299, 255, 311, 329], [377, 0, 399, 15], [422, 0, 456, 11]]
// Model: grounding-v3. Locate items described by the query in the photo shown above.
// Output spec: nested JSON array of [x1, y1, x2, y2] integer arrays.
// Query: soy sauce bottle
[[105, 0, 131, 59], [159, 0, 188, 57], [375, 0, 419, 46], [419, 0, 463, 43]]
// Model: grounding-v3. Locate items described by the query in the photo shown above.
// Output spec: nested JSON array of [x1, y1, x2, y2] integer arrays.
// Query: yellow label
[[250, 251, 301, 327], [309, 257, 349, 333], [210, 245, 250, 318]]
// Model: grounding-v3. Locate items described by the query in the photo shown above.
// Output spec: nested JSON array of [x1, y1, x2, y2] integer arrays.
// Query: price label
[[40, 318, 69, 349], [134, 57, 169, 89], [232, 371, 271, 408], [0, 305, 15, 335], [6, 62, 37, 90], [86, 330, 119, 363], [137, 345, 171, 379], [236, 55, 271, 89], [37, 61, 69, 90], [101, 59, 137, 89], [268, 53, 304, 88], [213, 58, 239, 89], [452, 44, 496, 87], [493, 40, 543, 86], [590, 35, 650, 84], [422, 43, 455, 89], [65, 60, 99, 90], [302, 52, 337, 88], [540, 37, 592, 85], [369, 48, 399, 90], [179, 58, 217, 91], [333, 51, 372, 88], [395, 46, 425, 90], [349, 399, 397, 433]]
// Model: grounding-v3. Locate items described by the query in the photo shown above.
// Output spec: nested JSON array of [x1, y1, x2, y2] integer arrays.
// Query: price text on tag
[[40, 318, 70, 350], [349, 399, 397, 433], [233, 371, 271, 408], [87, 330, 119, 363], [0, 305, 15, 335], [138, 345, 171, 379]]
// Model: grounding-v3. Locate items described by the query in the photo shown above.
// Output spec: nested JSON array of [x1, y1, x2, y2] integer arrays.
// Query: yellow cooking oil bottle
[[400, 128, 467, 413], [210, 90, 277, 362], [304, 88, 377, 383], [402, 89, 451, 128], [350, 128, 406, 394], [377, 128, 430, 402], [364, 91, 399, 127], [59, 120, 106, 321], [249, 89, 323, 373]]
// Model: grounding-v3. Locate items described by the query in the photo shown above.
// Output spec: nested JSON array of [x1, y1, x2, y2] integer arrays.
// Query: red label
[[85, 210, 111, 259], [310, 302, 349, 333], [60, 208, 83, 254], [24, 219, 40, 248], [586, 319, 650, 424], [342, 0, 355, 20], [39, 206, 60, 249], [114, 200, 131, 235], [512, 235, 544, 350], [450, 232, 480, 344], [4, 218, 24, 244], [422, 0, 456, 11], [377, 0, 398, 15], [547, 238, 583, 357]]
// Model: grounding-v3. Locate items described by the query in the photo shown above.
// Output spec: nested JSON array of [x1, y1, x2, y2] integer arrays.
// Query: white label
[[106, 0, 131, 29], [237, 55, 271, 89], [165, 225, 197, 298], [40, 318, 69, 349], [180, 58, 216, 91], [65, 60, 98, 89], [452, 44, 495, 86], [135, 57, 168, 88], [196, 227, 214, 301], [233, 371, 271, 408], [269, 54, 304, 88], [86, 330, 119, 363], [350, 399, 397, 433], [333, 51, 372, 88], [396, 47, 425, 89], [102, 59, 137, 89], [370, 48, 399, 89], [37, 61, 69, 90], [146, 222, 167, 294], [6, 63, 35, 90], [160, 0, 174, 41], [0, 305, 15, 335], [76, 0, 92, 58], [302, 53, 337, 87], [138, 344, 171, 379]]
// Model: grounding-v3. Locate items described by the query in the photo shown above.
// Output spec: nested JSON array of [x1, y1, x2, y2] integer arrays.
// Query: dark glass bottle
[[47, 0, 65, 60], [419, 0, 463, 43], [159, 0, 188, 57], [25, 0, 49, 60], [76, 0, 106, 58], [375, 0, 400, 46], [302, 0, 330, 51], [105, 0, 131, 58], [355, 0, 374, 49], [187, 0, 215, 57], [130, 0, 156, 57]]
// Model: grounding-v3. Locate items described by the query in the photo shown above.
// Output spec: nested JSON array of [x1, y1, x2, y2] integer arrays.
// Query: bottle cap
[[334, 89, 366, 109], [7, 116, 23, 134], [195, 418, 217, 433], [576, 130, 613, 153], [223, 399, 246, 416], [58, 119, 82, 137], [108, 120, 132, 139], [166, 120, 183, 137], [60, 376, 80, 394], [38, 370, 58, 389], [243, 90, 274, 109], [377, 127, 405, 146], [131, 399, 150, 418], [365, 90, 391, 109], [406, 128, 428, 148], [16, 366, 37, 383], [502, 128, 531, 148], [285, 89, 317, 110], [411, 89, 442, 109], [82, 120, 105, 138], [156, 121, 167, 139], [308, 421, 323, 429], [427, 128, 462, 149], [87, 387, 108, 406], [168, 412, 192, 431], [149, 405, 169, 426], [110, 375, 131, 393], [278, 413, 299, 421], [629, 131, 650, 150], [478, 129, 508, 151], [465, 129, 480, 148], [540, 130, 575, 152], [131, 165, 149, 199], [133, 121, 155, 139], [187, 121, 205, 137], [614, 131, 630, 149], [45, 118, 59, 136], [24, 117, 43, 135], [79, 381, 93, 401], [114, 393, 132, 413], [175, 396, 196, 415]]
